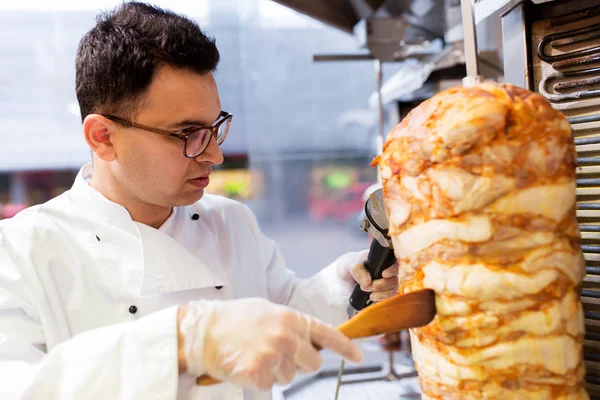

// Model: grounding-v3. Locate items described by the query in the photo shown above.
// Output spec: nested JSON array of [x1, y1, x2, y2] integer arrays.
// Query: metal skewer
[[461, 0, 483, 87]]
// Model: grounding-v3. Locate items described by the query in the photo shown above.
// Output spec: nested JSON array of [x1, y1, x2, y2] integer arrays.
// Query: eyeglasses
[[101, 111, 232, 158]]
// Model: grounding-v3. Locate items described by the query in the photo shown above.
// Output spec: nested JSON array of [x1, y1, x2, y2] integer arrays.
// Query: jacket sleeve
[[283, 258, 352, 325], [0, 229, 180, 400], [237, 204, 351, 325]]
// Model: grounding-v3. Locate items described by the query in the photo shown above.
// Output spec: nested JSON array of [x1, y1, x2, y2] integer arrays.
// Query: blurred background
[[0, 0, 404, 274]]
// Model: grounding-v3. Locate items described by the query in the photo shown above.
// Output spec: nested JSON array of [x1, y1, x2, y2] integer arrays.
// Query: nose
[[195, 134, 224, 166]]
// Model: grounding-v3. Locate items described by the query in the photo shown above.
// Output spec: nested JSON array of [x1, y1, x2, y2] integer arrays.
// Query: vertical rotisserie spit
[[375, 83, 588, 399]]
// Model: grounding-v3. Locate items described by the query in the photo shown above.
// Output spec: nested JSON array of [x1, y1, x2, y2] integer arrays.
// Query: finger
[[249, 352, 280, 391], [293, 312, 312, 340], [361, 277, 397, 292], [256, 373, 276, 392], [293, 335, 323, 373], [370, 288, 398, 302], [274, 358, 297, 385], [291, 315, 323, 372], [233, 364, 276, 392], [350, 263, 372, 287], [381, 262, 399, 278], [309, 319, 363, 364]]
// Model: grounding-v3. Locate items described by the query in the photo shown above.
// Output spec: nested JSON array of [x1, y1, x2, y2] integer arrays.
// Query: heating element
[[519, 0, 600, 396]]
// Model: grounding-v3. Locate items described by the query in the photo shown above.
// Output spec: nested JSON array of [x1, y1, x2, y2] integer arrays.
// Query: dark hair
[[75, 1, 220, 121]]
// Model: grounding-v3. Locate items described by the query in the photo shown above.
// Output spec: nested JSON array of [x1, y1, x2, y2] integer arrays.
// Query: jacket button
[[215, 286, 223, 290], [191, 214, 200, 220], [128, 305, 138, 314]]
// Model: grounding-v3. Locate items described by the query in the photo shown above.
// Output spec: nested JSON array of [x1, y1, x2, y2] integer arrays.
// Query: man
[[0, 3, 399, 399]]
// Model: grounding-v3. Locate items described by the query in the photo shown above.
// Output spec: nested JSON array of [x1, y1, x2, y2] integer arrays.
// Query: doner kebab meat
[[374, 83, 588, 399]]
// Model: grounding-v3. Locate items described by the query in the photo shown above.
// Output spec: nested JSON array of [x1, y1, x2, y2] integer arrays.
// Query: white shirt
[[0, 164, 352, 400]]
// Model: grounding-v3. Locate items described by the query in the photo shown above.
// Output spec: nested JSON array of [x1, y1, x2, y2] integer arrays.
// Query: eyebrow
[[167, 119, 211, 129], [166, 112, 222, 130]]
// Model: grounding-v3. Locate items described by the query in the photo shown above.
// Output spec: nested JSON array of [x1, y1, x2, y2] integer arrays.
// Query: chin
[[172, 189, 205, 207]]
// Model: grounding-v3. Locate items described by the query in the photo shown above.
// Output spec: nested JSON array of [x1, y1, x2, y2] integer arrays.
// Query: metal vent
[[531, 2, 600, 396]]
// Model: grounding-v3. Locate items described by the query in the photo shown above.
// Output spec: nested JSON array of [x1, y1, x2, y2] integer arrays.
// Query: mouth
[[187, 174, 210, 189]]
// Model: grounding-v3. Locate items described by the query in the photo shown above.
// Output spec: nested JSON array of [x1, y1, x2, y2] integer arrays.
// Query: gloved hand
[[179, 298, 363, 391], [335, 250, 399, 302]]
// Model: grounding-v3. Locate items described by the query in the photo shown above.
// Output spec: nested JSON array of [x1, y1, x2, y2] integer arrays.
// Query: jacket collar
[[69, 163, 139, 236], [68, 163, 228, 294]]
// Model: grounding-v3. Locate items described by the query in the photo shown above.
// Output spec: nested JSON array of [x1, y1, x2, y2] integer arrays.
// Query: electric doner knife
[[348, 188, 397, 313]]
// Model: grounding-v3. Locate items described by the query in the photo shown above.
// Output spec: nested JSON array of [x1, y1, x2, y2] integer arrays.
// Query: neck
[[89, 164, 172, 229]]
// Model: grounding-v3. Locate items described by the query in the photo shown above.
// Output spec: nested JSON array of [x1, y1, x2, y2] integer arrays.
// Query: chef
[[0, 2, 399, 399]]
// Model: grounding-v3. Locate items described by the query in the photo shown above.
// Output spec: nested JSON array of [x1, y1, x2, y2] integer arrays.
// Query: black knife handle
[[348, 239, 397, 311]]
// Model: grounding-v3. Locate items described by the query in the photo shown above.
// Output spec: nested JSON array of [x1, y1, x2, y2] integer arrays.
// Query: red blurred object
[[309, 182, 370, 223], [1, 203, 27, 219]]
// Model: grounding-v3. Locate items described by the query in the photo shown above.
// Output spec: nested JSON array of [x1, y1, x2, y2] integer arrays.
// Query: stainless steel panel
[[577, 143, 600, 154], [584, 254, 600, 262], [474, 0, 523, 25], [577, 165, 600, 175], [546, 98, 600, 112], [528, 1, 600, 384], [501, 4, 530, 89], [577, 187, 600, 196], [582, 232, 600, 240], [579, 210, 600, 219]]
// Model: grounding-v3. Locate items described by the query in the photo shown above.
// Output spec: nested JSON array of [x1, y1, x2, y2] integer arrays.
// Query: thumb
[[350, 262, 372, 287]]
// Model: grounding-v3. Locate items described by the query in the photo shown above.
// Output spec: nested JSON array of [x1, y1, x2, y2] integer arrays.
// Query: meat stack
[[374, 83, 588, 399]]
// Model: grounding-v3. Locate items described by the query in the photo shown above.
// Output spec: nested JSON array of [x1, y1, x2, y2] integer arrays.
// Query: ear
[[83, 114, 116, 161]]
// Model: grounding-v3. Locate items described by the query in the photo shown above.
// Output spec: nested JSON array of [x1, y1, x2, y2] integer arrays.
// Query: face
[[108, 66, 224, 208]]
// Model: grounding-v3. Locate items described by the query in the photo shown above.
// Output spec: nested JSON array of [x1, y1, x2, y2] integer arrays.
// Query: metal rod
[[313, 54, 375, 62], [586, 331, 600, 341], [581, 245, 600, 253], [317, 365, 382, 379], [585, 311, 600, 320], [585, 352, 600, 362], [587, 266, 600, 275], [375, 59, 384, 145], [579, 225, 600, 231], [577, 204, 600, 210], [553, 97, 600, 112], [537, 24, 600, 63], [577, 157, 600, 165], [575, 137, 600, 145], [570, 114, 600, 124], [585, 375, 600, 385], [577, 179, 600, 186], [341, 371, 419, 386], [461, 0, 482, 86], [375, 59, 384, 185], [582, 290, 600, 298], [334, 360, 344, 400], [539, 70, 600, 102]]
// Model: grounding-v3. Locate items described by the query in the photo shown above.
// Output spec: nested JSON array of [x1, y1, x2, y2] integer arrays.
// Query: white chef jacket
[[0, 163, 354, 400]]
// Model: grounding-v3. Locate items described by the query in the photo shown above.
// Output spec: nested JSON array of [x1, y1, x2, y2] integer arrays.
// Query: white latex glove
[[335, 250, 399, 302], [180, 298, 363, 391]]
